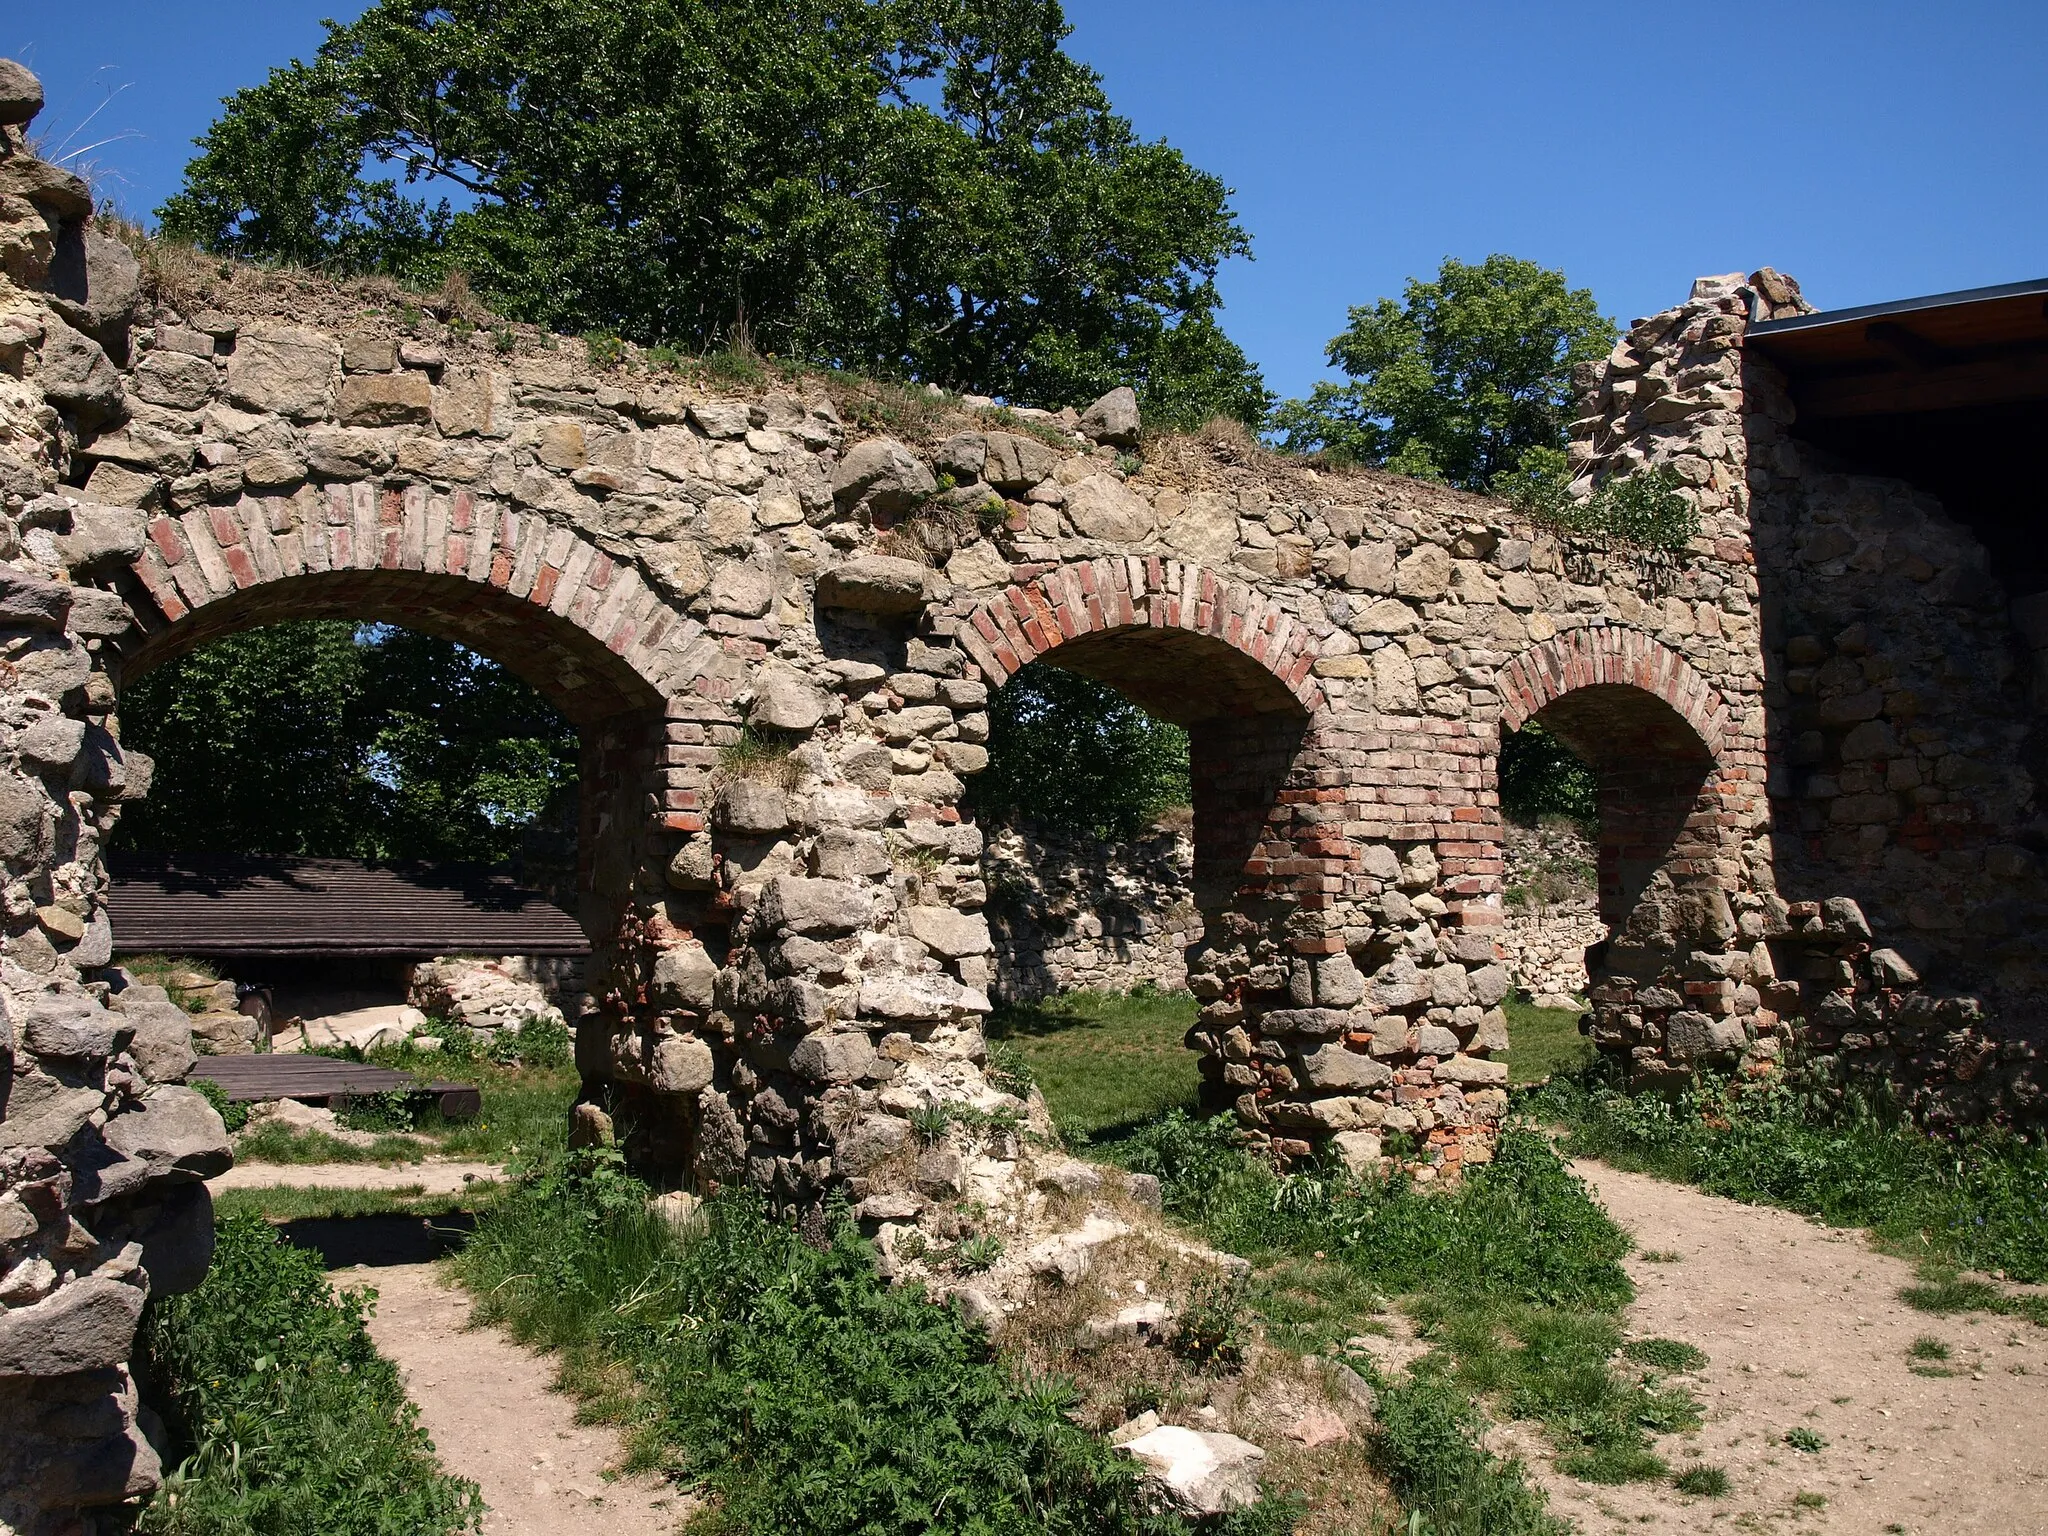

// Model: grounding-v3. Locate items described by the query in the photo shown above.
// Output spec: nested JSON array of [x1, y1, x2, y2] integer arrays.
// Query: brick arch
[[951, 556, 1326, 720], [103, 484, 704, 726], [1497, 627, 1737, 941], [1498, 626, 1731, 760], [950, 558, 1324, 913]]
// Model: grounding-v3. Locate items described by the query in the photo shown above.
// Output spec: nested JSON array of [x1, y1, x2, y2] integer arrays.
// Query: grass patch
[[211, 1184, 495, 1224], [1525, 1063, 2048, 1283], [1502, 996, 1593, 1085], [986, 987, 1200, 1145], [1623, 1337, 1709, 1373], [136, 1213, 480, 1534], [1673, 1464, 1729, 1496], [452, 1148, 1287, 1536], [1118, 1112, 1689, 1532], [226, 1062, 577, 1167], [1899, 1267, 2048, 1328]]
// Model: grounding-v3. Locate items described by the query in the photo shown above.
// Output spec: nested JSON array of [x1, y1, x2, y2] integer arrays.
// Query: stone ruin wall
[[4, 47, 2047, 1523], [985, 817, 1601, 1007], [982, 821, 1199, 1001], [1572, 269, 2047, 1127]]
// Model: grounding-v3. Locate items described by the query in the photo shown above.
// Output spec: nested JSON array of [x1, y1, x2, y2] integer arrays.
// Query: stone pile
[[407, 954, 569, 1041], [1499, 820, 1601, 1004], [983, 821, 1199, 999]]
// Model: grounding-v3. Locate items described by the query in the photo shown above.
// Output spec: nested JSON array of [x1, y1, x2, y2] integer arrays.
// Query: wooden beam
[[1793, 347, 2048, 419]]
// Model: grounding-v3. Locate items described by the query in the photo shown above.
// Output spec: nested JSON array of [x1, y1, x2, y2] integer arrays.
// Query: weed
[[1114, 453, 1144, 476], [1783, 1427, 1826, 1452], [953, 1233, 1005, 1273], [1173, 1273, 1251, 1373], [188, 1076, 248, 1134], [1640, 1250, 1683, 1264], [340, 1089, 418, 1134], [135, 1214, 479, 1533], [1674, 1464, 1730, 1496], [715, 725, 799, 788], [492, 326, 518, 353], [1907, 1335, 1950, 1362], [584, 330, 625, 368], [1793, 1490, 1827, 1510], [1369, 1372, 1569, 1536], [984, 1039, 1036, 1098], [909, 1103, 953, 1146], [1623, 1338, 1709, 1373]]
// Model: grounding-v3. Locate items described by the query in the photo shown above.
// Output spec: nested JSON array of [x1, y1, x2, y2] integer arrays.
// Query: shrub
[[1526, 1065, 2048, 1283], [339, 1089, 417, 1134], [137, 1214, 479, 1534]]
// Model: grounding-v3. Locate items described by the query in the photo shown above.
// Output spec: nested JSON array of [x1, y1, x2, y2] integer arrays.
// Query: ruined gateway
[[3, 74, 2045, 1527]]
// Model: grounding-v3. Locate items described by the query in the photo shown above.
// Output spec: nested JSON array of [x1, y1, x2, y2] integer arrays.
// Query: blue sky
[[11, 1, 2045, 402]]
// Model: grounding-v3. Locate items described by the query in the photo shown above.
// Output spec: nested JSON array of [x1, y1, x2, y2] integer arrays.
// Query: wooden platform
[[191, 1055, 481, 1119]]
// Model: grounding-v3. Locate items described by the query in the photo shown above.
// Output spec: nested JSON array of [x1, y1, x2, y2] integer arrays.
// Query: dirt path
[[210, 1158, 503, 1194], [1518, 1161, 2048, 1535], [356, 1263, 692, 1536]]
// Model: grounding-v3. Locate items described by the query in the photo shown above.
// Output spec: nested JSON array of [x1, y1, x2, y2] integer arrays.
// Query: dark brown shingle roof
[[107, 854, 589, 958]]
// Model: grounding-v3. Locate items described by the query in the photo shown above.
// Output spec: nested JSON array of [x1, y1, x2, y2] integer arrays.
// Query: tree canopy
[[1269, 254, 1615, 491], [967, 666, 1189, 842], [115, 622, 577, 864], [160, 0, 1267, 429]]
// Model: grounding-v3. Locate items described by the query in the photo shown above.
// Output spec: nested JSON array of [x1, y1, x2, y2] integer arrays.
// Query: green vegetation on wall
[[116, 621, 576, 863], [969, 666, 1191, 842], [161, 0, 1268, 430]]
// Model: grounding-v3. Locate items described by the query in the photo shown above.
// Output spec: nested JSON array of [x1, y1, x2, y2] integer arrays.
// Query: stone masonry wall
[[1571, 269, 2047, 1125], [983, 822, 1198, 1000]]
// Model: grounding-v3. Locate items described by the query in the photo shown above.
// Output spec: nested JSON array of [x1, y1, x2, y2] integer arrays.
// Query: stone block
[[1665, 1010, 1747, 1060], [650, 1034, 716, 1096], [1079, 386, 1140, 447], [651, 941, 719, 1010], [1432, 1055, 1509, 1086], [0, 1275, 145, 1377], [1297, 1044, 1393, 1091], [791, 1029, 878, 1084], [903, 907, 993, 957], [758, 876, 873, 935], [227, 325, 339, 419], [717, 779, 791, 834], [817, 555, 930, 614], [101, 1087, 231, 1182], [814, 828, 890, 880]]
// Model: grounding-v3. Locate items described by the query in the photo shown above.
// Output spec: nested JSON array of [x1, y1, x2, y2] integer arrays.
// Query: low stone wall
[[983, 823, 1199, 1000], [406, 954, 572, 1039], [1500, 901, 1604, 1003], [1498, 821, 1600, 1002]]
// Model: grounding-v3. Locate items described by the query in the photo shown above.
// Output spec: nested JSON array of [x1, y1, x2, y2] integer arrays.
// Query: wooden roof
[[108, 853, 589, 958], [1748, 278, 2048, 420]]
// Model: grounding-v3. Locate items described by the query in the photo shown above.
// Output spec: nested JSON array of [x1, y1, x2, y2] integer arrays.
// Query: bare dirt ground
[[358, 1262, 693, 1536], [1512, 1161, 2048, 1535], [208, 1157, 503, 1194]]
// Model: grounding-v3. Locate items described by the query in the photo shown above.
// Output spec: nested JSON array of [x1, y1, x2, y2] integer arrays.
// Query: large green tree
[[1270, 254, 1615, 490], [115, 622, 577, 864], [968, 666, 1189, 843], [160, 0, 1267, 429]]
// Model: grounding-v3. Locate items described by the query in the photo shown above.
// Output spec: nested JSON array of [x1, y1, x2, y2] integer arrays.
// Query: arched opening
[[1526, 682, 1719, 945], [967, 617, 1312, 1143], [91, 536, 681, 1069], [1496, 720, 1604, 1012], [108, 619, 586, 1048]]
